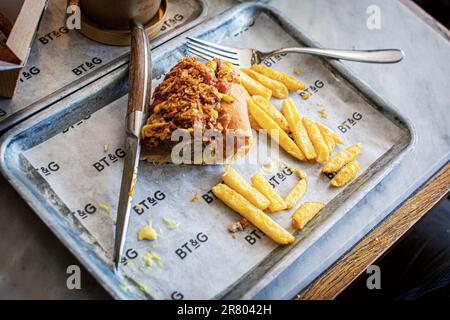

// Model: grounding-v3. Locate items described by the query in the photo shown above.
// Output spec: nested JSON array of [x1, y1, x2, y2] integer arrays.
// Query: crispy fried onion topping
[[142, 57, 239, 149]]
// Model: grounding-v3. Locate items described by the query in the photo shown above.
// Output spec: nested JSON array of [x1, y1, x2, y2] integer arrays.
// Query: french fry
[[212, 184, 295, 244], [284, 178, 307, 210], [333, 134, 344, 145], [248, 115, 261, 130], [293, 168, 307, 180], [241, 88, 261, 130], [252, 95, 289, 132], [322, 143, 362, 173], [251, 65, 307, 91], [251, 172, 287, 212], [219, 93, 234, 103], [222, 166, 270, 210], [248, 99, 306, 161], [330, 160, 361, 187], [248, 111, 261, 130], [316, 121, 335, 154], [283, 164, 307, 180], [291, 202, 324, 230], [302, 117, 330, 162], [281, 99, 317, 160], [241, 68, 289, 99], [316, 122, 344, 145], [239, 70, 272, 100]]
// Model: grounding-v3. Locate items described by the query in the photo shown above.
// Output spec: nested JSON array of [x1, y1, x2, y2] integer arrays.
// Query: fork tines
[[186, 37, 240, 66]]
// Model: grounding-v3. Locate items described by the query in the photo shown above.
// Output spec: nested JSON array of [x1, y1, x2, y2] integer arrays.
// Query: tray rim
[[0, 2, 417, 300], [0, 0, 209, 133]]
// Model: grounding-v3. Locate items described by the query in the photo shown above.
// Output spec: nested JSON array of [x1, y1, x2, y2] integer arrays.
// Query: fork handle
[[266, 47, 404, 63]]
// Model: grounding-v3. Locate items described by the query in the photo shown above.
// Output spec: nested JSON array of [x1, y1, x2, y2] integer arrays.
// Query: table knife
[[113, 21, 151, 271]]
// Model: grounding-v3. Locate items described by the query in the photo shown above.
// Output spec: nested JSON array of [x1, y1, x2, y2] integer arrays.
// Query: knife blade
[[113, 20, 151, 271]]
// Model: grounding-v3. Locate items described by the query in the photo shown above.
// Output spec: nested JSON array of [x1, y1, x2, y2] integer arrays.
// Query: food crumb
[[99, 203, 110, 215], [262, 159, 276, 174], [137, 220, 158, 241], [137, 283, 151, 296], [228, 218, 249, 233], [103, 143, 109, 153], [232, 234, 237, 240], [318, 108, 328, 118], [119, 281, 129, 292], [293, 67, 301, 75], [143, 251, 161, 267], [278, 161, 289, 172], [302, 92, 312, 100], [191, 194, 200, 202], [296, 169, 307, 180], [162, 216, 179, 230]]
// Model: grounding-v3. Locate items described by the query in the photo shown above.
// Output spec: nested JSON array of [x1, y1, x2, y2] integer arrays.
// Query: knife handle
[[127, 20, 151, 117]]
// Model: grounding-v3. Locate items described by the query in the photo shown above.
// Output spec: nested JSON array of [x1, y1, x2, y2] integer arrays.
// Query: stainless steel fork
[[186, 37, 404, 68]]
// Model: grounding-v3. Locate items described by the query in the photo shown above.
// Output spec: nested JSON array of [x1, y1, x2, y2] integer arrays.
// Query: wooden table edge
[[296, 162, 450, 300]]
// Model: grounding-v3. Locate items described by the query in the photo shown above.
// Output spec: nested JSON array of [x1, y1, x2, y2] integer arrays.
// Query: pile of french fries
[[239, 64, 363, 187], [212, 166, 323, 244], [209, 65, 365, 245], [239, 65, 347, 164]]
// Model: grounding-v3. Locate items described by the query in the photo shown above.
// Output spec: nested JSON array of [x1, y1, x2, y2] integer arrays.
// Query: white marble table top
[[0, 0, 448, 299]]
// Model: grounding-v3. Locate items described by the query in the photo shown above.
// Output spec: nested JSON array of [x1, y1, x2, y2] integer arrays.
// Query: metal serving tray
[[0, 0, 208, 132], [0, 3, 415, 299]]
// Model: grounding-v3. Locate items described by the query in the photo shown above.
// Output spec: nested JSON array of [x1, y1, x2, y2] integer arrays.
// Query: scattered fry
[[241, 85, 256, 130], [293, 168, 307, 180], [291, 202, 324, 229], [301, 93, 312, 100], [239, 70, 272, 100], [222, 166, 270, 210], [281, 99, 317, 160], [251, 172, 287, 213], [322, 143, 362, 173], [212, 184, 295, 244], [248, 99, 306, 161], [251, 65, 307, 91], [302, 117, 330, 162], [316, 122, 344, 145], [252, 95, 289, 132], [330, 160, 361, 187], [248, 111, 262, 130], [284, 178, 307, 210], [315, 120, 335, 154], [241, 68, 289, 99]]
